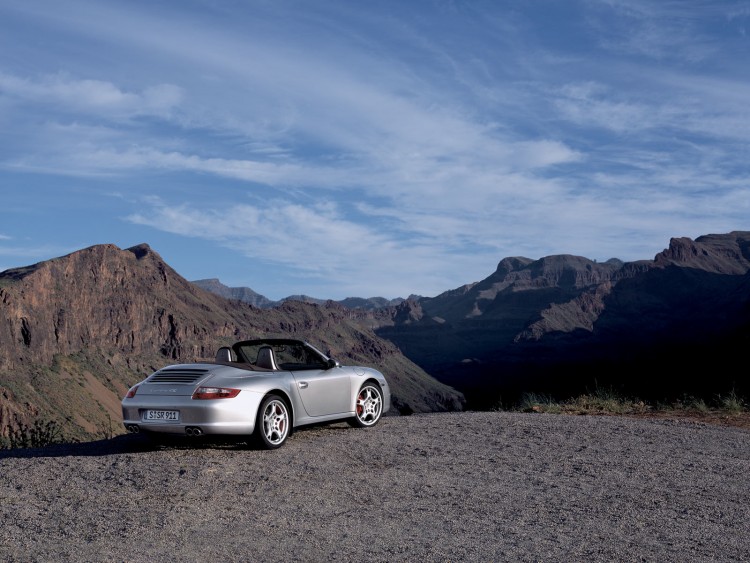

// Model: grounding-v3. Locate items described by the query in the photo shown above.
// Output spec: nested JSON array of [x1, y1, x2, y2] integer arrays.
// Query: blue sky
[[1, 0, 748, 300]]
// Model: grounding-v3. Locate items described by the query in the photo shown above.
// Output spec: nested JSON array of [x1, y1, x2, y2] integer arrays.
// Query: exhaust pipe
[[185, 427, 203, 436], [126, 424, 140, 434]]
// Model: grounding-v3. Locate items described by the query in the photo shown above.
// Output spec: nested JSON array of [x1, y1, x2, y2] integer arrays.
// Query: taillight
[[192, 387, 241, 400], [125, 385, 139, 399]]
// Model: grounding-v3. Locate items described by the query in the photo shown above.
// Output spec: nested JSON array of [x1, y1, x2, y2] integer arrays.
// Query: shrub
[[1, 419, 64, 450], [500, 387, 748, 419], [518, 392, 562, 414], [718, 390, 746, 414]]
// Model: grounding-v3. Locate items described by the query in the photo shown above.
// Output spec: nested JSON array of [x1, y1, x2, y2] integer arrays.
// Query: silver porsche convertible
[[121, 338, 390, 449]]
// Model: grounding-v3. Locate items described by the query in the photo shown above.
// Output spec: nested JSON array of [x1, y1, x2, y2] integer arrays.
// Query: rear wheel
[[255, 394, 290, 449], [348, 383, 383, 428]]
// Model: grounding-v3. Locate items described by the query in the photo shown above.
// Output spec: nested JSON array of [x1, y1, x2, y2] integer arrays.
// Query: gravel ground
[[1, 412, 749, 562]]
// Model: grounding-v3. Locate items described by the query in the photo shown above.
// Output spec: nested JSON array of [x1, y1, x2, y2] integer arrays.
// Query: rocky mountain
[[191, 279, 406, 311], [190, 231, 750, 408], [3, 231, 747, 439], [373, 232, 750, 407], [0, 244, 464, 441]]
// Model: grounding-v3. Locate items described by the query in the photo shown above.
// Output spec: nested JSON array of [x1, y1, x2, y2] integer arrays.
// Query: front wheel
[[255, 394, 290, 449], [348, 383, 383, 428]]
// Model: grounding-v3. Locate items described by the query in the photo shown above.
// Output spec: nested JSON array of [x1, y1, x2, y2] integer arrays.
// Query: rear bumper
[[122, 390, 264, 435]]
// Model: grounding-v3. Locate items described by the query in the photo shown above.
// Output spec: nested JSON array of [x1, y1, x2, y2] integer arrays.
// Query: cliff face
[[1, 244, 225, 368], [0, 244, 464, 440]]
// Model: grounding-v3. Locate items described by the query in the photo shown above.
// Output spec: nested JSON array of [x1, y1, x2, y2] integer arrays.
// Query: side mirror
[[326, 358, 340, 369]]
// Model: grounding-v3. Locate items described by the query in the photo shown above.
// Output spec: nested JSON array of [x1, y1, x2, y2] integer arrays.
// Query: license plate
[[144, 410, 180, 421]]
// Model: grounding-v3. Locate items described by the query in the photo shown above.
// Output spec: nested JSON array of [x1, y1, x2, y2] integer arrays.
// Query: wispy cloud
[[0, 72, 182, 118], [126, 196, 486, 297], [0, 0, 748, 298], [589, 0, 732, 62]]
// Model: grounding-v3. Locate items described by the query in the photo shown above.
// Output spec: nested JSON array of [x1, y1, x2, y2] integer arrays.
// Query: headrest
[[215, 346, 236, 363]]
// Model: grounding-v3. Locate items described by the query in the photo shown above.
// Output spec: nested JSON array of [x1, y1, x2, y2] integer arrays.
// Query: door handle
[[298, 382, 308, 389]]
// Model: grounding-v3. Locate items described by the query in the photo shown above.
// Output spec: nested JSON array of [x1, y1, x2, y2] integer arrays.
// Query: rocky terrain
[[1, 411, 748, 562]]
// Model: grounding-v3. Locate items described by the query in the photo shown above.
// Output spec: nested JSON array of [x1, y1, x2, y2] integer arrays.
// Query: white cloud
[[126, 196, 490, 297], [0, 72, 183, 118]]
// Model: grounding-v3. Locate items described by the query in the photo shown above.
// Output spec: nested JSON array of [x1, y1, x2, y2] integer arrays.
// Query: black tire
[[348, 383, 384, 428], [255, 394, 290, 449]]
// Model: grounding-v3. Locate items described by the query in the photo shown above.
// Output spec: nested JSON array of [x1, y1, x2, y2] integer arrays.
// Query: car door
[[292, 367, 351, 417]]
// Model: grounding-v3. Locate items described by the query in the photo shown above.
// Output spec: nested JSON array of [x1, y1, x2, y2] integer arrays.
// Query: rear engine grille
[[148, 368, 210, 384]]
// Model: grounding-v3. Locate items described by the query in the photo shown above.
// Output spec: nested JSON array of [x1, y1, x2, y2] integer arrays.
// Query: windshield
[[236, 341, 329, 371]]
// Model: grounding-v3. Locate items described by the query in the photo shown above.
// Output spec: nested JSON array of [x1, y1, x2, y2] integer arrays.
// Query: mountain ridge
[[191, 278, 407, 311], [0, 243, 464, 440], [372, 231, 750, 405]]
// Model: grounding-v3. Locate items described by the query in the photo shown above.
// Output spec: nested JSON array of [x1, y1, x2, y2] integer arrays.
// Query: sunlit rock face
[[0, 243, 464, 439]]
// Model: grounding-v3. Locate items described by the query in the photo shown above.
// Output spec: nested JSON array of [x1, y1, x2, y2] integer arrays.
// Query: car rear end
[[121, 364, 264, 437]]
